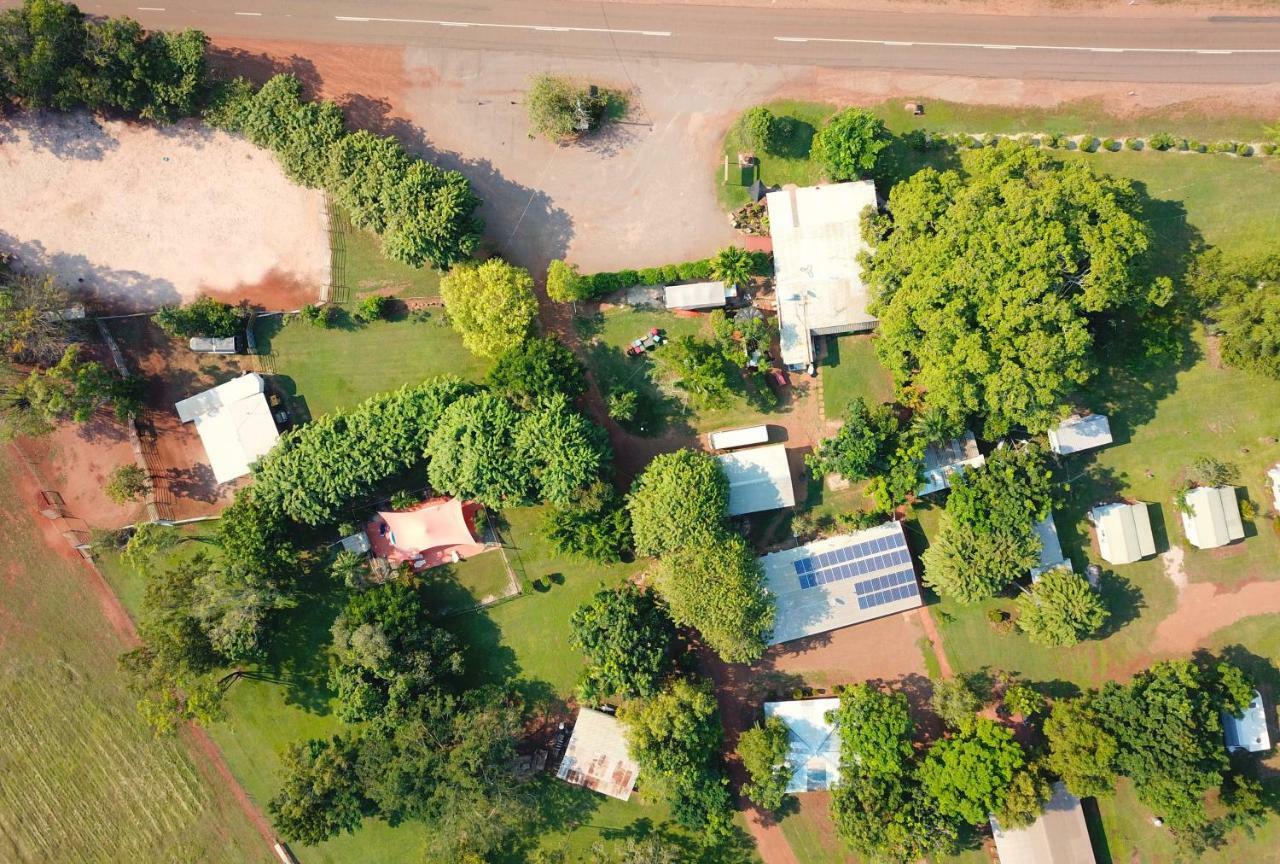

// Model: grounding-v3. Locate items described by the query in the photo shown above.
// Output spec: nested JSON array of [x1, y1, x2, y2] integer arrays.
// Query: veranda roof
[[377, 498, 475, 556]]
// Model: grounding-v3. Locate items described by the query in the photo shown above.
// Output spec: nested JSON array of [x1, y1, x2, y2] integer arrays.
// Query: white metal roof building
[[990, 782, 1096, 864], [174, 373, 279, 484], [555, 708, 640, 801], [1030, 513, 1072, 581], [764, 698, 842, 793], [663, 280, 735, 310], [1269, 464, 1280, 511], [761, 520, 921, 645], [1181, 486, 1245, 549], [918, 431, 986, 496], [1223, 690, 1272, 753], [1090, 502, 1156, 565], [709, 424, 770, 451], [766, 181, 879, 369], [717, 443, 796, 516], [1048, 414, 1113, 456]]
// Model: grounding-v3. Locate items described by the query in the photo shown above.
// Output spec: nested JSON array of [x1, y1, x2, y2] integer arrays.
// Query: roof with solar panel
[[760, 519, 922, 645]]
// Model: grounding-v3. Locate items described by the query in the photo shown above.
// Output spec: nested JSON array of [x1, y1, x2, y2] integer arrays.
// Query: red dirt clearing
[[1153, 580, 1280, 656]]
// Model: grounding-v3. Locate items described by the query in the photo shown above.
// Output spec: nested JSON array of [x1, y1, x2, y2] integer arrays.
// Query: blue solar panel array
[[792, 529, 920, 610]]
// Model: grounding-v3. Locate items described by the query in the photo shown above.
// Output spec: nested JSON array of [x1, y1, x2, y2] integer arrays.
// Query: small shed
[[1223, 690, 1272, 753], [1030, 513, 1072, 581], [764, 698, 842, 793], [1090, 502, 1156, 565], [1181, 486, 1245, 549], [555, 708, 640, 801], [340, 532, 371, 554], [1267, 464, 1280, 511], [991, 782, 1096, 864], [664, 281, 736, 311], [717, 443, 796, 516], [918, 431, 986, 496], [1048, 414, 1113, 456], [174, 372, 280, 484], [748, 178, 768, 203], [709, 425, 770, 451], [189, 336, 238, 354]]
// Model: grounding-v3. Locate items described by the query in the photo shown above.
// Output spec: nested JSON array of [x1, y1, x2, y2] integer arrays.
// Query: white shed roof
[[1181, 486, 1244, 549], [709, 425, 770, 451], [918, 431, 985, 496], [718, 443, 796, 516], [764, 698, 842, 793], [767, 181, 878, 368], [1269, 464, 1280, 511], [762, 520, 921, 645], [1048, 414, 1113, 456], [991, 782, 1096, 864], [1223, 690, 1272, 753], [174, 373, 279, 484], [556, 708, 640, 801], [664, 280, 734, 310], [1091, 502, 1156, 565], [1030, 513, 1071, 580]]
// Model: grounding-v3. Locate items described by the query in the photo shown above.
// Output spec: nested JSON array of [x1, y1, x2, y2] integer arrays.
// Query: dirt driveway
[[0, 111, 327, 313]]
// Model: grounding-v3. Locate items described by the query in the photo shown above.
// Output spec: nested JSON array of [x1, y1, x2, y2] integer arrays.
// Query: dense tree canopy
[[1190, 249, 1280, 378], [919, 718, 1041, 827], [253, 377, 473, 525], [439, 259, 538, 360], [619, 679, 734, 839], [0, 269, 71, 365], [426, 392, 531, 507], [830, 684, 961, 861], [923, 445, 1055, 603], [805, 397, 923, 509], [811, 108, 889, 181], [543, 481, 633, 564], [864, 144, 1159, 434], [569, 584, 677, 704], [329, 579, 463, 723], [486, 335, 585, 406], [627, 449, 728, 557], [654, 535, 774, 664], [737, 715, 792, 811], [1016, 569, 1109, 647], [513, 393, 609, 507], [269, 735, 368, 846], [152, 296, 242, 339]]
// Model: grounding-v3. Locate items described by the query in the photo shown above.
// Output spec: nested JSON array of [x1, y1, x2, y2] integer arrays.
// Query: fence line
[[95, 319, 164, 522]]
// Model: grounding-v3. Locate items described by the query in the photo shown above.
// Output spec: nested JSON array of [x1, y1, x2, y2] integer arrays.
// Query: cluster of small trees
[[0, 0, 206, 121], [1190, 249, 1280, 379], [525, 73, 622, 140], [206, 73, 482, 270], [152, 296, 243, 339], [627, 450, 775, 663], [739, 105, 890, 180], [805, 396, 934, 512], [864, 143, 1169, 436]]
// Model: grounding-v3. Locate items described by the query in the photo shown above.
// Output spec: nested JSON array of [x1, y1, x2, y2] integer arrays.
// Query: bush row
[[912, 130, 1274, 157], [575, 251, 771, 299], [206, 74, 482, 269]]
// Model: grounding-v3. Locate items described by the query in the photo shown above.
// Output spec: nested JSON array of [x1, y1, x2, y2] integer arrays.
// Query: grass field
[[0, 453, 271, 864], [254, 310, 490, 418], [820, 334, 895, 419], [332, 206, 442, 301], [586, 306, 781, 436]]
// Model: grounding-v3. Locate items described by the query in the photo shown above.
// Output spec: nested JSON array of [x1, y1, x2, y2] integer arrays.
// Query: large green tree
[[619, 679, 734, 840], [654, 535, 774, 664], [811, 108, 889, 181], [569, 584, 677, 703], [426, 392, 532, 507], [1016, 568, 1109, 647], [627, 449, 728, 557], [737, 715, 793, 811], [514, 393, 608, 507], [864, 144, 1159, 435], [439, 259, 538, 360], [269, 735, 369, 846], [919, 718, 1041, 827], [0, 0, 86, 109], [486, 335, 585, 406], [1190, 249, 1280, 379]]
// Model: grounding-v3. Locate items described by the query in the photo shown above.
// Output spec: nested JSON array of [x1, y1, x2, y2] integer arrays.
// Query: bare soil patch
[[0, 111, 327, 313], [1153, 578, 1280, 655]]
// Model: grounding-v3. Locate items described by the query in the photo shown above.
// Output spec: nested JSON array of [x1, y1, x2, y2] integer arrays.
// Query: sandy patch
[[1153, 582, 1280, 655], [0, 111, 328, 313]]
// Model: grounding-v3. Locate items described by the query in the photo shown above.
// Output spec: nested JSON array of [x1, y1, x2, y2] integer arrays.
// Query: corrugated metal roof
[[991, 782, 1096, 864], [1048, 414, 1113, 456], [556, 709, 640, 801], [1091, 502, 1156, 565], [764, 699, 842, 793], [1182, 486, 1245, 549], [918, 431, 986, 496], [718, 443, 796, 516]]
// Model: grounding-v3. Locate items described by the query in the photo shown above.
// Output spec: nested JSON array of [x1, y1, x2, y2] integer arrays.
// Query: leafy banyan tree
[[863, 143, 1166, 435]]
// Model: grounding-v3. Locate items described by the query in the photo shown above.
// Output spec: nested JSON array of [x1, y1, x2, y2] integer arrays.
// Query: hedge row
[[576, 251, 771, 299], [914, 130, 1276, 158]]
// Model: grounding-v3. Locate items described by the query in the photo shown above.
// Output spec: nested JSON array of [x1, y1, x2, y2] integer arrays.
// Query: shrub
[[104, 464, 149, 504], [299, 303, 336, 328], [1262, 143, 1278, 156], [608, 389, 638, 422], [1239, 499, 1258, 520], [353, 294, 390, 323], [1189, 139, 1205, 153], [739, 106, 777, 152], [811, 108, 890, 180], [1236, 142, 1253, 157], [1101, 137, 1119, 152], [1211, 140, 1236, 153], [1124, 137, 1141, 151], [153, 296, 242, 338], [526, 73, 612, 139], [1080, 137, 1099, 153], [389, 490, 417, 510], [1147, 132, 1176, 151], [1044, 133, 1062, 149]]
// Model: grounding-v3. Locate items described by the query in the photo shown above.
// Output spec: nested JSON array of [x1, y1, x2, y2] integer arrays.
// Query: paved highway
[[70, 0, 1280, 83]]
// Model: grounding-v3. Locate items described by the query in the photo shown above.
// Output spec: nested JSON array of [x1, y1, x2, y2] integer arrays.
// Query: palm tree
[[911, 406, 958, 445], [710, 245, 754, 289]]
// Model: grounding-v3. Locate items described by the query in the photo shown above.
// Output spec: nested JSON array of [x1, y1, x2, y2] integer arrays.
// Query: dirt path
[[1152, 544, 1280, 654], [912, 607, 954, 679], [6, 443, 280, 855]]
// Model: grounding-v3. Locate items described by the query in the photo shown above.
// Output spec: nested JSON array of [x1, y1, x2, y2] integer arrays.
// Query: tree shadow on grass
[[1094, 570, 1146, 639], [768, 117, 816, 160], [248, 574, 351, 715], [586, 341, 691, 439]]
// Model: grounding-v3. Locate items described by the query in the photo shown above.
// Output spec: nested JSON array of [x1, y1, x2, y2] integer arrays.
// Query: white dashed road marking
[[334, 15, 671, 37], [770, 35, 1280, 54]]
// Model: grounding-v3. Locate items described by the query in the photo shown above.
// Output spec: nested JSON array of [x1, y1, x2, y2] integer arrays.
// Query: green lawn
[[719, 99, 836, 209], [821, 333, 895, 418], [778, 799, 857, 864], [0, 454, 271, 864], [422, 547, 515, 613], [254, 311, 490, 418], [332, 205, 442, 302]]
